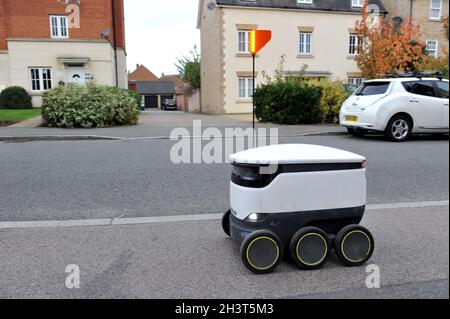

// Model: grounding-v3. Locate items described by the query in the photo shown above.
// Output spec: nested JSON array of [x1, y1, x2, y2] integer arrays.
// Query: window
[[238, 30, 250, 53], [403, 81, 437, 97], [50, 15, 69, 38], [429, 0, 442, 20], [348, 78, 363, 87], [30, 68, 52, 91], [352, 0, 364, 7], [299, 32, 312, 54], [238, 77, 254, 99], [356, 82, 391, 96], [435, 81, 449, 98], [426, 40, 438, 57], [349, 34, 361, 55], [298, 0, 313, 4]]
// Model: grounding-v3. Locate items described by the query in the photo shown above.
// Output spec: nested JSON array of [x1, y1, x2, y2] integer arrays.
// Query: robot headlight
[[246, 213, 260, 222]]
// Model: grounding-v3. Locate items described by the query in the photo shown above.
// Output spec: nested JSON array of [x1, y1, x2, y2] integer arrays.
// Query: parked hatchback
[[340, 74, 449, 142], [162, 98, 177, 111]]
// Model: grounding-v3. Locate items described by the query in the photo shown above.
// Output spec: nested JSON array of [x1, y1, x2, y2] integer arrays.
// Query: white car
[[340, 75, 449, 142]]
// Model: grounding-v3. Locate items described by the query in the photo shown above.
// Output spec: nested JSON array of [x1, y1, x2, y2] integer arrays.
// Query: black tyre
[[385, 115, 412, 142], [335, 225, 374, 267], [222, 210, 231, 237], [290, 227, 330, 270], [240, 230, 283, 274], [347, 127, 367, 137]]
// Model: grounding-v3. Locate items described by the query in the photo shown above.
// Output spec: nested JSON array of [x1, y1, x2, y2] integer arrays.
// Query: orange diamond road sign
[[250, 30, 272, 56]]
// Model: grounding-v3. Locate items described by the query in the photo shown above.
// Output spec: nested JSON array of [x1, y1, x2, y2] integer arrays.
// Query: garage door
[[144, 96, 158, 108]]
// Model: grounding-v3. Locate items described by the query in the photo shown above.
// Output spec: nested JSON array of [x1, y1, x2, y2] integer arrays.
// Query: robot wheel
[[240, 230, 283, 274], [334, 225, 375, 267], [289, 227, 331, 270]]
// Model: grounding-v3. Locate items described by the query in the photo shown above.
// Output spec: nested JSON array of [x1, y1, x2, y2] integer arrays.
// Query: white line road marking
[[0, 200, 448, 230]]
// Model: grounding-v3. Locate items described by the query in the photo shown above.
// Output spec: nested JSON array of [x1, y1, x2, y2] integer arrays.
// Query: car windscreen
[[355, 82, 391, 96]]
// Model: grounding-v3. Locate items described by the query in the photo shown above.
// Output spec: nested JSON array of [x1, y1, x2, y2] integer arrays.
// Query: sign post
[[249, 30, 272, 131]]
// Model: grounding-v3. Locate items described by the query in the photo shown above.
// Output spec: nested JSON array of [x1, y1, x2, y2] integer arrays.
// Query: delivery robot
[[222, 144, 374, 274]]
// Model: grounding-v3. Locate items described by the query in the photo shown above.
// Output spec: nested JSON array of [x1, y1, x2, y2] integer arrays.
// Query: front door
[[67, 66, 86, 85], [435, 81, 449, 128]]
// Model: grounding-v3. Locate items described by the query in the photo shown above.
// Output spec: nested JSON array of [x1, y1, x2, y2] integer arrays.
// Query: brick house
[[383, 0, 449, 59], [0, 0, 128, 107], [197, 0, 387, 114]]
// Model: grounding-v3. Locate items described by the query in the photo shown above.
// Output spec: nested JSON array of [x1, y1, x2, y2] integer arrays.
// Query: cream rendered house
[[197, 0, 387, 114]]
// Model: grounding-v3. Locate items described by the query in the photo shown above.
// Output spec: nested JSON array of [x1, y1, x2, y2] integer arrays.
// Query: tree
[[175, 46, 201, 89], [355, 1, 427, 78]]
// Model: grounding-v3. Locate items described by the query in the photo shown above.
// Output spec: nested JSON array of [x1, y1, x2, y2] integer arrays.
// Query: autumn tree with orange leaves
[[355, 1, 427, 79]]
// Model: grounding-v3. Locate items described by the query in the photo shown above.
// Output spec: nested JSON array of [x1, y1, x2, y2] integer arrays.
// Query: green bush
[[42, 83, 139, 128], [0, 86, 32, 109], [126, 89, 142, 110], [309, 80, 351, 123], [254, 78, 323, 125]]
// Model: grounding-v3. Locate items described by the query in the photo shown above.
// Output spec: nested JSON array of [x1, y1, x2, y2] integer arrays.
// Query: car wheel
[[347, 127, 367, 137], [240, 230, 283, 274], [385, 115, 412, 142], [290, 227, 330, 270]]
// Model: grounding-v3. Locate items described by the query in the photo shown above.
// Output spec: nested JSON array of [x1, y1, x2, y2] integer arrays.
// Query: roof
[[160, 74, 188, 91], [215, 0, 387, 14], [128, 65, 159, 81], [230, 144, 366, 165], [135, 81, 176, 94]]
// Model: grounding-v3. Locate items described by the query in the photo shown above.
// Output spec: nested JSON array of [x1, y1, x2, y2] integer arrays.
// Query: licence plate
[[345, 115, 358, 122]]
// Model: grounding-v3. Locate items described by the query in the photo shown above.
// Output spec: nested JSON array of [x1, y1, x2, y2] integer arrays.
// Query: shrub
[[254, 78, 323, 125], [0, 86, 32, 109], [126, 89, 142, 110], [42, 83, 139, 128], [309, 80, 351, 123]]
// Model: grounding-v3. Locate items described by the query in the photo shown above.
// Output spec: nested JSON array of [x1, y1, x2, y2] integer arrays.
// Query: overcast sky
[[124, 0, 200, 77]]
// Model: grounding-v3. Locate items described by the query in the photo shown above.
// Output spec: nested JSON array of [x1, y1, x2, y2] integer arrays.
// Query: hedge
[[42, 83, 139, 128], [254, 78, 323, 125]]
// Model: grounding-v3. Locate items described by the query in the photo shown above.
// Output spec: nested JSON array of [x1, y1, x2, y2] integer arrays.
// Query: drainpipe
[[111, 0, 119, 87], [409, 0, 414, 23]]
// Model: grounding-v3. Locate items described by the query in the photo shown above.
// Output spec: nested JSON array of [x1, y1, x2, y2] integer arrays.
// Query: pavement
[[0, 110, 448, 299], [0, 110, 346, 140], [0, 205, 448, 299]]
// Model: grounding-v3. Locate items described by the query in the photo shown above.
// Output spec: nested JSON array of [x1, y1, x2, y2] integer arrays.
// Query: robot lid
[[230, 144, 366, 165]]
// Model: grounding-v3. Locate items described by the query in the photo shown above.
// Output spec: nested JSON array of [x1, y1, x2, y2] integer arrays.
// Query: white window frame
[[349, 33, 362, 55], [238, 77, 254, 99], [238, 30, 251, 54], [426, 40, 439, 57], [299, 32, 312, 54], [429, 0, 443, 20], [29, 68, 53, 92], [352, 0, 364, 7], [50, 15, 69, 38], [348, 77, 363, 87], [298, 0, 313, 4]]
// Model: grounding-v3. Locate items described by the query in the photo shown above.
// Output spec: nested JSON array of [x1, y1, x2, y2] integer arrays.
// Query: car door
[[434, 81, 449, 128], [404, 81, 443, 129]]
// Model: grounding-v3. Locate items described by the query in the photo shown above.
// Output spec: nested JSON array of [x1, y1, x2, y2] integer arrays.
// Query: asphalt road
[[0, 133, 448, 299], [0, 134, 448, 222]]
